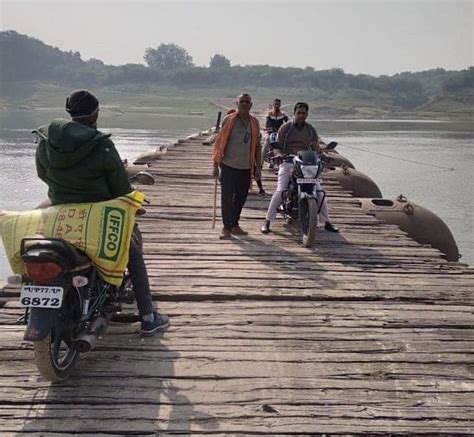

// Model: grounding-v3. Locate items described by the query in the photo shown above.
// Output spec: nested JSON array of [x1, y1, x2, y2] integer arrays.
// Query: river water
[[0, 111, 472, 278]]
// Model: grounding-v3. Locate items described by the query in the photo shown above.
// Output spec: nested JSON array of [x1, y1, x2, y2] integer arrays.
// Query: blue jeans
[[128, 238, 154, 316]]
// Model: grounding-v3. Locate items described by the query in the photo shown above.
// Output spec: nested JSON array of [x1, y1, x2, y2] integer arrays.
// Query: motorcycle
[[262, 131, 278, 169], [7, 171, 154, 382], [270, 141, 326, 247]]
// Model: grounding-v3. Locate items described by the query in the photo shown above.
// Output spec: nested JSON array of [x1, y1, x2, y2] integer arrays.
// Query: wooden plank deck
[[1, 131, 473, 434]]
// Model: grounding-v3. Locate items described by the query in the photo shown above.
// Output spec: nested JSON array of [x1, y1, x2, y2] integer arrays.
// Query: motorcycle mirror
[[326, 141, 338, 149], [132, 171, 155, 185]]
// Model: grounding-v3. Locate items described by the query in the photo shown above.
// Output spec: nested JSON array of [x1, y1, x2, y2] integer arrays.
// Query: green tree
[[209, 54, 231, 68], [143, 43, 194, 69], [442, 67, 474, 92]]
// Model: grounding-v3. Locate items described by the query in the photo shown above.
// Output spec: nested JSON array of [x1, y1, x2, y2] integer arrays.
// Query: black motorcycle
[[8, 171, 154, 382], [270, 142, 328, 247]]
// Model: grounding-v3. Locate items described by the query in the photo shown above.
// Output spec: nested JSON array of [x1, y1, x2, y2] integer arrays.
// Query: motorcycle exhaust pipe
[[73, 333, 99, 353], [72, 315, 109, 353]]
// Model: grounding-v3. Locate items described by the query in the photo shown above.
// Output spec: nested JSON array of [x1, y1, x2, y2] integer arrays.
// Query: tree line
[[1, 30, 472, 109]]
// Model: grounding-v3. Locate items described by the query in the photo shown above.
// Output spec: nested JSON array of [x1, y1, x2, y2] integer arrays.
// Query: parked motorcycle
[[7, 171, 154, 382], [270, 141, 326, 247]]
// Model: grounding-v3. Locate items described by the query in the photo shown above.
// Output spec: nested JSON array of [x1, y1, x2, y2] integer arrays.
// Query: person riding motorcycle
[[35, 89, 169, 335], [263, 99, 289, 169], [265, 98, 289, 132], [261, 102, 339, 234]]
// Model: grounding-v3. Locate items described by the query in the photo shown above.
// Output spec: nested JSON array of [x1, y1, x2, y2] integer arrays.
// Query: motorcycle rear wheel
[[300, 198, 318, 248], [34, 327, 79, 383], [33, 288, 81, 383]]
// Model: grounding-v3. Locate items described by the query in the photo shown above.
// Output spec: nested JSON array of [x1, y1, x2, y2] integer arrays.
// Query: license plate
[[296, 178, 318, 184], [20, 285, 64, 308]]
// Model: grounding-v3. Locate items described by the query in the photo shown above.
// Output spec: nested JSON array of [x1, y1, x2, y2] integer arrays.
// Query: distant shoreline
[[1, 81, 473, 123], [1, 104, 471, 123]]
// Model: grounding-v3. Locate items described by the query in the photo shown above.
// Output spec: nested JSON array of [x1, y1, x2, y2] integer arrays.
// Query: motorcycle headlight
[[301, 165, 320, 179]]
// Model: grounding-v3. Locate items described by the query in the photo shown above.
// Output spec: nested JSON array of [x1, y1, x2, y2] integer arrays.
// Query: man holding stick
[[212, 93, 262, 239]]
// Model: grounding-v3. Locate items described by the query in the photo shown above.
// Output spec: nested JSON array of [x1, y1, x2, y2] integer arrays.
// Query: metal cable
[[335, 143, 456, 171]]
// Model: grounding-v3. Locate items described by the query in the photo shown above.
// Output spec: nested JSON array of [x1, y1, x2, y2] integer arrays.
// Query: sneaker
[[140, 312, 170, 336], [219, 227, 232, 239], [258, 190, 267, 197], [261, 220, 271, 234], [324, 222, 339, 233], [231, 226, 248, 235]]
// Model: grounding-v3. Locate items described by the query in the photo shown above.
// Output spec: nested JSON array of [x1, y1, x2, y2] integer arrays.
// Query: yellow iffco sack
[[0, 191, 145, 285]]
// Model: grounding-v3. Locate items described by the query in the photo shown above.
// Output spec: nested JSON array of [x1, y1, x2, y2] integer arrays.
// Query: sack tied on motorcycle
[[0, 191, 145, 285]]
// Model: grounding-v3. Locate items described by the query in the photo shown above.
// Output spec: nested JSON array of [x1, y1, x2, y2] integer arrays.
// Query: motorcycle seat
[[21, 237, 91, 270]]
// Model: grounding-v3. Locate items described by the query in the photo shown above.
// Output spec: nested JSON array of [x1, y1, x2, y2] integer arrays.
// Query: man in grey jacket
[[261, 102, 339, 234]]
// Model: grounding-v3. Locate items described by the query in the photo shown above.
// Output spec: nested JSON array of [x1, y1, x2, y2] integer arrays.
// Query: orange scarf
[[212, 112, 260, 176]]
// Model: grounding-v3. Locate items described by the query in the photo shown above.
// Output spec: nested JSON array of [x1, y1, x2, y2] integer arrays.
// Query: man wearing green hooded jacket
[[35, 89, 169, 335]]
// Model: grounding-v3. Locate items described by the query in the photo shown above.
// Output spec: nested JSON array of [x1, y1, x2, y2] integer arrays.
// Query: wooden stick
[[211, 177, 218, 229]]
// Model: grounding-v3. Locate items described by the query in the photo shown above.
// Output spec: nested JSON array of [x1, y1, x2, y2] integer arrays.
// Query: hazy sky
[[1, 0, 472, 76]]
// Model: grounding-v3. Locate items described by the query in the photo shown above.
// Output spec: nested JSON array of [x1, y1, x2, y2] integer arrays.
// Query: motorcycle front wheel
[[33, 288, 81, 383], [300, 197, 318, 248]]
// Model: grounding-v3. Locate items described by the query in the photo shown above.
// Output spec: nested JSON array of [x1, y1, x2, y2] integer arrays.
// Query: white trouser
[[265, 162, 329, 223]]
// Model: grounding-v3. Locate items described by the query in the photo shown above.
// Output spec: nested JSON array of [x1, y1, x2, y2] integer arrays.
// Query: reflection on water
[[0, 113, 473, 278]]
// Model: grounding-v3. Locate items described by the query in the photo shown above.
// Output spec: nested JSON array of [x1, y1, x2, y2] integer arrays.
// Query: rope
[[336, 142, 456, 172]]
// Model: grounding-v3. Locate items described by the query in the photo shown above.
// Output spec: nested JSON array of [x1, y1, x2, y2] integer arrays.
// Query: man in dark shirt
[[265, 98, 289, 132], [261, 102, 339, 234], [262, 99, 289, 168]]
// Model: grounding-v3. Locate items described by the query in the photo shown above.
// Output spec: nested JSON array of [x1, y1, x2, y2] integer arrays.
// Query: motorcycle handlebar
[[270, 153, 294, 165]]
